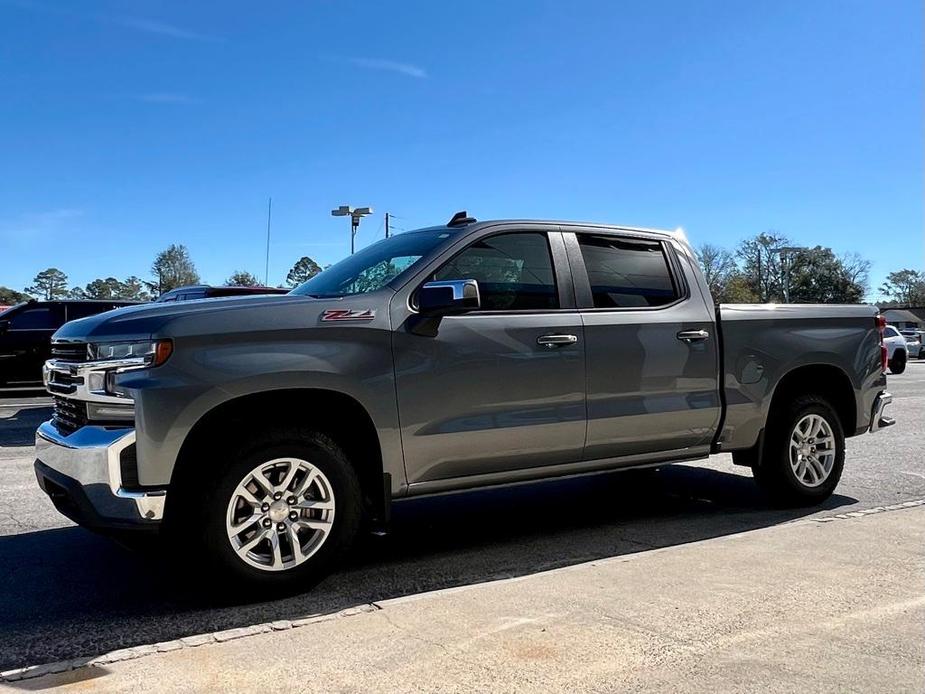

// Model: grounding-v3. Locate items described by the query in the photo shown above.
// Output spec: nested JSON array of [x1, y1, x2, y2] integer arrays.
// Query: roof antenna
[[447, 210, 476, 227]]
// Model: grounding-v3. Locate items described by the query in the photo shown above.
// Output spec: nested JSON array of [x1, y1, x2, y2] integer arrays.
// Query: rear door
[[391, 228, 587, 485], [563, 228, 721, 461]]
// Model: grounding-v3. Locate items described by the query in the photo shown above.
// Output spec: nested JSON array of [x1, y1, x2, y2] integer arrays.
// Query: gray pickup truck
[[36, 213, 893, 592]]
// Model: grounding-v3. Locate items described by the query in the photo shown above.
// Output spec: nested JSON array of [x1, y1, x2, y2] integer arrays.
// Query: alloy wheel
[[788, 414, 836, 488], [225, 458, 335, 571]]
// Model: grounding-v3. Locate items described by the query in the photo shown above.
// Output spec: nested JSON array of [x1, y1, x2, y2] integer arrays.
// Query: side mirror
[[0, 320, 9, 335], [418, 279, 480, 315]]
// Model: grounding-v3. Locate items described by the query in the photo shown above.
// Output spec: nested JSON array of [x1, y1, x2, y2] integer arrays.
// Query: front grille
[[50, 342, 89, 363], [52, 396, 89, 436]]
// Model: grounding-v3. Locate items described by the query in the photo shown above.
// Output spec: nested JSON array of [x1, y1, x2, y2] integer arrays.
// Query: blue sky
[[1, 0, 921, 297]]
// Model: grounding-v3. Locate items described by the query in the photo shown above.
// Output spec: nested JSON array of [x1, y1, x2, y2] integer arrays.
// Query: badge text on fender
[[321, 309, 376, 321]]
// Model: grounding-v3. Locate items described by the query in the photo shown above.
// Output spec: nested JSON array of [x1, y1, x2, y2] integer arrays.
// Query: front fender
[[118, 328, 400, 488]]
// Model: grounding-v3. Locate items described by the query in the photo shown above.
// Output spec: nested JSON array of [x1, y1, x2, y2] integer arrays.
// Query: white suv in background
[[899, 329, 923, 359], [883, 325, 910, 373]]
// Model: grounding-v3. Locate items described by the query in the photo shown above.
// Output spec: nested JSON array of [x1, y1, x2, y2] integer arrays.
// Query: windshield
[[0, 302, 27, 318], [290, 230, 457, 297]]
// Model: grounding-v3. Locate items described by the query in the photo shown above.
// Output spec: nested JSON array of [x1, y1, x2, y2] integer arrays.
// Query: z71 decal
[[321, 309, 376, 322]]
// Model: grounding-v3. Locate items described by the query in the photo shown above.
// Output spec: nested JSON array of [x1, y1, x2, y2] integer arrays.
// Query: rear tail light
[[876, 315, 887, 373]]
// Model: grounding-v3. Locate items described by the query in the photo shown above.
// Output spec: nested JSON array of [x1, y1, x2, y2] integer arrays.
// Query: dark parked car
[[155, 285, 289, 303], [0, 300, 137, 385]]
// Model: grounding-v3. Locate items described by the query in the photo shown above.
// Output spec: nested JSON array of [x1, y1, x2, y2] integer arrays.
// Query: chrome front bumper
[[35, 421, 166, 527], [869, 391, 894, 433]]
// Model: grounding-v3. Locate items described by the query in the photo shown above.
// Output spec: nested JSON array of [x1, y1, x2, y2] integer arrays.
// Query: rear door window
[[576, 235, 679, 308]]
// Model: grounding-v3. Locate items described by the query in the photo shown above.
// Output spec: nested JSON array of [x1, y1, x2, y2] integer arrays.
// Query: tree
[[840, 253, 872, 297], [880, 269, 925, 306], [149, 244, 200, 296], [84, 277, 124, 299], [0, 286, 30, 305], [696, 243, 738, 303], [721, 275, 760, 303], [286, 256, 323, 287], [119, 276, 151, 301], [787, 246, 866, 304], [736, 231, 790, 302], [25, 268, 69, 300], [225, 270, 261, 287]]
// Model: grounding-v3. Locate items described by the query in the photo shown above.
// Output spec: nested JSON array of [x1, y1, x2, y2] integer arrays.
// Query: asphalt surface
[[1, 367, 923, 672]]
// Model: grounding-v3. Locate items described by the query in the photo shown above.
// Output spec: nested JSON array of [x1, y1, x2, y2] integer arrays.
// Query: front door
[[392, 230, 587, 485], [2, 303, 64, 384]]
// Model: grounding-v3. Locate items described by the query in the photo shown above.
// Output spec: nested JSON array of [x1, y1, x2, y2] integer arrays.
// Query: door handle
[[537, 334, 579, 348], [677, 329, 710, 343]]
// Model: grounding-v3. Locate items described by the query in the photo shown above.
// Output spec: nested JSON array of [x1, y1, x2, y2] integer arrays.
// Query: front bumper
[[869, 391, 894, 433], [34, 421, 166, 530]]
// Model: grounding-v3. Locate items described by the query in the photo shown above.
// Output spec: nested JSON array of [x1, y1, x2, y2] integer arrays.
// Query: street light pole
[[331, 205, 373, 255]]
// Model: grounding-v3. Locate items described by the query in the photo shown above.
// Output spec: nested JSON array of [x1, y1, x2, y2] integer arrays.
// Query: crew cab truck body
[[35, 216, 893, 591]]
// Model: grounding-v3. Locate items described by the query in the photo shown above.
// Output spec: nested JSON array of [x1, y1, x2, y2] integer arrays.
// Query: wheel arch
[[168, 388, 387, 523], [768, 363, 857, 436]]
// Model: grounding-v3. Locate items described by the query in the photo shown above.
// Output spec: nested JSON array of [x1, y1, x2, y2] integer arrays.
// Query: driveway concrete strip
[[5, 504, 922, 693]]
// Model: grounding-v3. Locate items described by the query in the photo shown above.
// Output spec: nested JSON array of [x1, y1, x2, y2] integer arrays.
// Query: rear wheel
[[170, 428, 362, 595], [752, 394, 844, 506], [889, 350, 906, 374]]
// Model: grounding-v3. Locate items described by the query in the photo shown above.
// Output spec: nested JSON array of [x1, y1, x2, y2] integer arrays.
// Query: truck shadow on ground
[[0, 465, 855, 671], [0, 405, 52, 447]]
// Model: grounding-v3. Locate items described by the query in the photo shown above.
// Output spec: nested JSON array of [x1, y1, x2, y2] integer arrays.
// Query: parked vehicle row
[[882, 325, 922, 374], [0, 286, 286, 384], [0, 300, 138, 386], [34, 213, 894, 595]]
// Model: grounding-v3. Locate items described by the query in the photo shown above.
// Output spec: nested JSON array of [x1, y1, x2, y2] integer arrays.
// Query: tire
[[889, 350, 906, 374], [168, 427, 362, 596], [752, 394, 845, 507]]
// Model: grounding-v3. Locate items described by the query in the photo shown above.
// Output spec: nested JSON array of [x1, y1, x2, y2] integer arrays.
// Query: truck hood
[[52, 292, 391, 343]]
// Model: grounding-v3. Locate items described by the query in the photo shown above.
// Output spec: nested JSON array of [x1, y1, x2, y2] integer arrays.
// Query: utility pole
[[385, 212, 391, 239], [264, 197, 272, 286]]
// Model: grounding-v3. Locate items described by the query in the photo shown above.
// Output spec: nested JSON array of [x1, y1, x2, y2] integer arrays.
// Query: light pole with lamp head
[[331, 205, 373, 255]]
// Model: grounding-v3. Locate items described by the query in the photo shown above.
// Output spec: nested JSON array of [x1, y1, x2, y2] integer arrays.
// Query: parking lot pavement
[[0, 365, 923, 678], [13, 503, 923, 693]]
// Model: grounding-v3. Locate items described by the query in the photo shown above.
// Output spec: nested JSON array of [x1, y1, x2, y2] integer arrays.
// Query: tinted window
[[434, 232, 558, 311], [10, 306, 63, 330], [883, 327, 899, 338], [577, 235, 678, 308], [66, 303, 115, 321]]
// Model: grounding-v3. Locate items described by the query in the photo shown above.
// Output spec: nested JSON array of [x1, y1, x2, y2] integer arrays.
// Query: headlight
[[89, 339, 173, 367]]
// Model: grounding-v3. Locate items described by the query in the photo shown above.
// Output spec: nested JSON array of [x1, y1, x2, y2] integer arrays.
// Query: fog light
[[87, 402, 135, 421]]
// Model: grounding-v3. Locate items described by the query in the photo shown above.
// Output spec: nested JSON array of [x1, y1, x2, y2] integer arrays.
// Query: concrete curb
[[0, 604, 380, 683]]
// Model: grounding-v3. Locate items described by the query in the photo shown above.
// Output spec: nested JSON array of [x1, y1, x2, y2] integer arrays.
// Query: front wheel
[[889, 350, 906, 374], [171, 429, 362, 595], [752, 395, 845, 506]]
